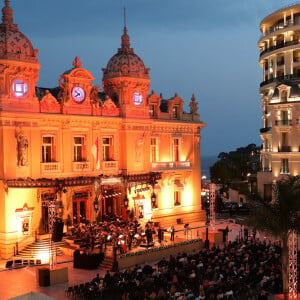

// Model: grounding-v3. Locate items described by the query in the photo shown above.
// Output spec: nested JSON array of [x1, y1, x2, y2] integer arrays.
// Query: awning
[[154, 184, 161, 191], [174, 181, 184, 191], [132, 195, 145, 201]]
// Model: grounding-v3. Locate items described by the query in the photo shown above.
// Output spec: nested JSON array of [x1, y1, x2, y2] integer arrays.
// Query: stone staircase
[[14, 238, 67, 260], [99, 256, 114, 271]]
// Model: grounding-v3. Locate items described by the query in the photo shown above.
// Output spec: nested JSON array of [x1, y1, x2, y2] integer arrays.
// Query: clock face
[[133, 92, 143, 106], [12, 80, 28, 98], [72, 87, 85, 103]]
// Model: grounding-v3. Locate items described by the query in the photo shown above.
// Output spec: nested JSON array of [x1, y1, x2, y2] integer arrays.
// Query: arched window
[[281, 90, 287, 102]]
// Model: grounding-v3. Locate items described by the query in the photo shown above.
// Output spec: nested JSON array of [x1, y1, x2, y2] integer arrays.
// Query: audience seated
[[67, 237, 286, 299]]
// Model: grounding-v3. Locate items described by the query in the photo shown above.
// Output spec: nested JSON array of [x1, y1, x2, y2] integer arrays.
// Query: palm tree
[[246, 175, 300, 300]]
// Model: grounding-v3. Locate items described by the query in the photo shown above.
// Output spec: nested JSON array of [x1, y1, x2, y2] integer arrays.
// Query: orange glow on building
[[0, 2, 206, 258]]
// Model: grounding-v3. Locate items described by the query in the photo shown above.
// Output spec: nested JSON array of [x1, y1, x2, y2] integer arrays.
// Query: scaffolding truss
[[288, 229, 298, 299], [209, 183, 216, 229], [47, 202, 57, 269]]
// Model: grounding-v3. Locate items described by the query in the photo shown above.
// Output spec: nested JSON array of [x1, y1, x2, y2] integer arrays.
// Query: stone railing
[[72, 161, 91, 172], [41, 162, 60, 173], [151, 161, 192, 170], [102, 160, 119, 172]]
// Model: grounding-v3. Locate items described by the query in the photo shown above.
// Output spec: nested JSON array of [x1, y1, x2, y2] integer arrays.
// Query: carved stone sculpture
[[16, 130, 28, 166]]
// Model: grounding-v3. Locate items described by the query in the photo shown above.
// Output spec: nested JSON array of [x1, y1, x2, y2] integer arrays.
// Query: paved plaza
[[0, 220, 278, 299]]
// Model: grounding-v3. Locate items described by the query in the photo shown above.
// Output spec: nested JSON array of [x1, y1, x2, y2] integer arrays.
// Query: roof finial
[[124, 7, 126, 30], [121, 7, 130, 49], [2, 0, 15, 27], [189, 93, 198, 114], [73, 56, 82, 68]]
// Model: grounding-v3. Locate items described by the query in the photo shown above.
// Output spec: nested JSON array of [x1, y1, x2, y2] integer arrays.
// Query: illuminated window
[[281, 158, 289, 174], [174, 191, 181, 206], [42, 136, 55, 163], [173, 138, 180, 162], [150, 138, 159, 162], [74, 136, 85, 162], [281, 90, 287, 102], [13, 80, 28, 97], [102, 137, 113, 161], [149, 105, 155, 117], [133, 92, 143, 106], [172, 106, 178, 119]]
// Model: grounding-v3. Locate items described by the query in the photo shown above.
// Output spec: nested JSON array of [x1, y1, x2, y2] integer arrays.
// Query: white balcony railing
[[151, 161, 192, 170], [102, 161, 119, 172], [72, 161, 91, 172], [41, 162, 60, 173]]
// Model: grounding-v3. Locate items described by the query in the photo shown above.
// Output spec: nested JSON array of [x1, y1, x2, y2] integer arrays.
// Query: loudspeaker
[[52, 220, 64, 242], [5, 260, 13, 268], [38, 268, 50, 287], [205, 227, 209, 249]]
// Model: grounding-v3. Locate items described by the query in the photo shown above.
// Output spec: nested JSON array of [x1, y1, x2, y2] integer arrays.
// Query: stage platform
[[117, 238, 203, 270]]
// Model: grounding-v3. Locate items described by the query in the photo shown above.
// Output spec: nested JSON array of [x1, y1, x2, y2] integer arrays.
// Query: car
[[237, 202, 251, 214], [221, 201, 239, 214]]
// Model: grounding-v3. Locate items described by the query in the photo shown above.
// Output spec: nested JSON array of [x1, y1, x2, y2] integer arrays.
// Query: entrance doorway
[[41, 192, 56, 233], [73, 191, 89, 224], [101, 186, 121, 216]]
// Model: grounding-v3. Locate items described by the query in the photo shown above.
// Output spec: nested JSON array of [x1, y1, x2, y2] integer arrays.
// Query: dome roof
[[0, 1, 38, 63], [103, 27, 150, 80]]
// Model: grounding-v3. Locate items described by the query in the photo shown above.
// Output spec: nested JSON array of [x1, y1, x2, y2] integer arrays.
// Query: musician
[[146, 227, 152, 245], [158, 227, 163, 243], [170, 225, 175, 242]]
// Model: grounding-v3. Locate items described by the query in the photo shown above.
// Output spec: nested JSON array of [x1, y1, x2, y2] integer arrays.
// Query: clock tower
[[0, 0, 40, 112], [102, 24, 150, 118]]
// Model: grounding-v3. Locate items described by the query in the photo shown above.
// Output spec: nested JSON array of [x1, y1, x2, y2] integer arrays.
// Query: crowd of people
[[67, 237, 284, 299]]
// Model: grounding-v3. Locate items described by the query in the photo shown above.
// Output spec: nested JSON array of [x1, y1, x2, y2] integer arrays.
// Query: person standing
[[170, 225, 175, 242], [158, 227, 162, 244]]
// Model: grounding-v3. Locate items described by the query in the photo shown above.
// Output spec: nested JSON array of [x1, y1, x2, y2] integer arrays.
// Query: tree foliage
[[210, 143, 260, 184], [245, 176, 300, 299]]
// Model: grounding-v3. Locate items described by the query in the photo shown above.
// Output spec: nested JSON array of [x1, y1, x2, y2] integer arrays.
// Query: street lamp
[[93, 196, 99, 213], [124, 194, 129, 208], [151, 192, 157, 208], [42, 192, 64, 270], [57, 200, 64, 217]]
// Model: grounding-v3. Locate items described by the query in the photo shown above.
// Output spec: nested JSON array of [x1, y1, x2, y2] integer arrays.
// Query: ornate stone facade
[[0, 1, 205, 259]]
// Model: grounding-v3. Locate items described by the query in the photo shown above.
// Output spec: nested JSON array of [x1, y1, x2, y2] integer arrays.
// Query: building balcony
[[293, 57, 300, 63], [260, 40, 299, 58], [278, 146, 291, 152], [277, 60, 285, 67], [260, 127, 272, 134], [102, 160, 119, 172], [261, 148, 272, 152], [41, 162, 61, 173], [72, 161, 91, 172], [151, 161, 192, 170], [260, 74, 299, 88], [259, 21, 297, 40], [275, 120, 292, 126], [280, 168, 290, 174], [261, 167, 272, 172]]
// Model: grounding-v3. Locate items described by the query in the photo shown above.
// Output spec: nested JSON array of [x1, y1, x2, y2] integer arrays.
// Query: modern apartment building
[[258, 4, 300, 199], [0, 1, 205, 258]]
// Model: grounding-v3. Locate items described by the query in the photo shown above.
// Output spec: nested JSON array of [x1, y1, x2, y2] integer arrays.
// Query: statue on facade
[[16, 130, 28, 166], [90, 85, 100, 104]]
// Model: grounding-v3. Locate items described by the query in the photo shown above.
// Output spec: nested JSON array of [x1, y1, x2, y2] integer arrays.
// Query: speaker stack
[[52, 219, 64, 242]]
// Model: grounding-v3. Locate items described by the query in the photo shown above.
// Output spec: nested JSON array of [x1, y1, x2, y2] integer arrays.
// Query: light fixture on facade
[[93, 196, 99, 213], [151, 192, 156, 207], [124, 195, 129, 208], [57, 200, 64, 217]]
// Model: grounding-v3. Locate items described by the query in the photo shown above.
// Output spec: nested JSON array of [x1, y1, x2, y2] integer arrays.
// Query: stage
[[117, 238, 203, 270]]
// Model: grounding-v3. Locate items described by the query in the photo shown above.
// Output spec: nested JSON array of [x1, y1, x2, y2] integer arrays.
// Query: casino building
[[257, 3, 300, 199], [0, 1, 205, 258]]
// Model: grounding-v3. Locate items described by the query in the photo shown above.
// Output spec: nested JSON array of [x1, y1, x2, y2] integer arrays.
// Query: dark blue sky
[[9, 0, 298, 156]]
